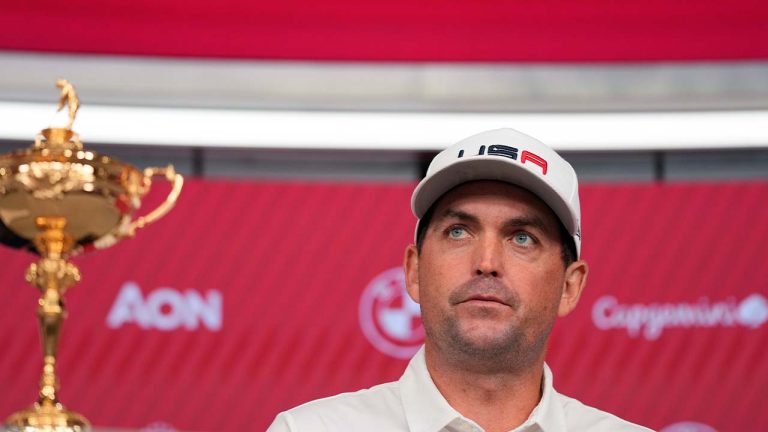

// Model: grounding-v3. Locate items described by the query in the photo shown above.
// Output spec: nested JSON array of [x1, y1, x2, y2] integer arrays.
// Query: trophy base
[[4, 402, 90, 432]]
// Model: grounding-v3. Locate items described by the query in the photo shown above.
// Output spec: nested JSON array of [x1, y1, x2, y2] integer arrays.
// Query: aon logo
[[107, 281, 222, 331]]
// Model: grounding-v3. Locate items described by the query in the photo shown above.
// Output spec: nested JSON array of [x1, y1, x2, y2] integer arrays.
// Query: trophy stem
[[4, 216, 90, 431]]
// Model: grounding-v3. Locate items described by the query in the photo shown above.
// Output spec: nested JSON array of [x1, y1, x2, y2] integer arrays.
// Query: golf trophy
[[0, 80, 184, 431]]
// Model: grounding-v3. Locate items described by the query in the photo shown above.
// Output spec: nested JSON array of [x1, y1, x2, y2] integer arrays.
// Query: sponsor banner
[[106, 282, 223, 332], [661, 422, 718, 432], [141, 422, 178, 432], [592, 293, 768, 340], [359, 267, 423, 359], [0, 1, 767, 61], [0, 179, 766, 431]]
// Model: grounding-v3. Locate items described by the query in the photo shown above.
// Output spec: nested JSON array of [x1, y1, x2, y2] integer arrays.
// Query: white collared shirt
[[267, 347, 653, 432]]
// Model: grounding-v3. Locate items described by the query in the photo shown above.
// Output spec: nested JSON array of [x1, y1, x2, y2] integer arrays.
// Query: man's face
[[405, 181, 586, 370]]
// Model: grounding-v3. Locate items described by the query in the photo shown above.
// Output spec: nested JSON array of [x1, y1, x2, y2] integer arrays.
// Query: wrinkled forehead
[[429, 180, 561, 230]]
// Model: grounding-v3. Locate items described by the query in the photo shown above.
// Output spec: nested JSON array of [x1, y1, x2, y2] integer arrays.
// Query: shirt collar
[[400, 346, 466, 432], [398, 346, 567, 432], [518, 364, 568, 432]]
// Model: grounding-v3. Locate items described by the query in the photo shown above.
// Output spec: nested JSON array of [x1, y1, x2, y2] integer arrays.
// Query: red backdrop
[[1, 0, 768, 61], [1, 179, 766, 431]]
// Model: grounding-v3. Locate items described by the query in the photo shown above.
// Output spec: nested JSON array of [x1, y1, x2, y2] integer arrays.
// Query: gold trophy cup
[[0, 80, 183, 431]]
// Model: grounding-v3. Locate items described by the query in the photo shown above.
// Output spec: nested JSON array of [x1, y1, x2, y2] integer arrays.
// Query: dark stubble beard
[[423, 277, 554, 375]]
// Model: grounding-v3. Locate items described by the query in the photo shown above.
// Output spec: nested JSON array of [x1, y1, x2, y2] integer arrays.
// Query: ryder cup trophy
[[0, 80, 183, 431]]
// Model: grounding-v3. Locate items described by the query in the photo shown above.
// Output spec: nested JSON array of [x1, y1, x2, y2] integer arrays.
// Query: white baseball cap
[[411, 128, 582, 258]]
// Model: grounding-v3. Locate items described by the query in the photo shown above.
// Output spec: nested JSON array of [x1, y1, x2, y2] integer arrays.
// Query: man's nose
[[474, 234, 502, 278]]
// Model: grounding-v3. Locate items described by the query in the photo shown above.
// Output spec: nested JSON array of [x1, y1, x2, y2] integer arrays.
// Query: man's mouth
[[448, 278, 520, 310], [463, 294, 508, 306]]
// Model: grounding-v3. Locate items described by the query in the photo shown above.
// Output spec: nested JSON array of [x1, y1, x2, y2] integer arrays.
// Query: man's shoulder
[[287, 380, 402, 418], [267, 381, 407, 431], [555, 392, 655, 432]]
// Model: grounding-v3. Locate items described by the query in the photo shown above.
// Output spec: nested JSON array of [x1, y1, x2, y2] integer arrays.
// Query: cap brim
[[411, 157, 576, 235]]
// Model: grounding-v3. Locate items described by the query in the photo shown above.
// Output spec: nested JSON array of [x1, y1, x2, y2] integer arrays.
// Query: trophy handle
[[129, 165, 184, 233], [88, 165, 183, 251]]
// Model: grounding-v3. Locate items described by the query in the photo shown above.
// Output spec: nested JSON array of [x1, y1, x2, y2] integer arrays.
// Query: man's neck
[[424, 344, 545, 432]]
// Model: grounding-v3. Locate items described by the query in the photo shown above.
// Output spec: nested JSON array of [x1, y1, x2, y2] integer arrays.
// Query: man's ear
[[404, 244, 420, 304], [558, 260, 588, 317]]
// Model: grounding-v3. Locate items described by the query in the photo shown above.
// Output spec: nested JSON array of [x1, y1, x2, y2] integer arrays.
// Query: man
[[268, 128, 652, 432]]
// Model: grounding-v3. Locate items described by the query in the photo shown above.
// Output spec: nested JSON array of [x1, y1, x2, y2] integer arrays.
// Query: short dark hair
[[415, 200, 577, 268]]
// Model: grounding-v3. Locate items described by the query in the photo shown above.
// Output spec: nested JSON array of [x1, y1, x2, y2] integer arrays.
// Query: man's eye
[[512, 232, 532, 245], [447, 227, 467, 239]]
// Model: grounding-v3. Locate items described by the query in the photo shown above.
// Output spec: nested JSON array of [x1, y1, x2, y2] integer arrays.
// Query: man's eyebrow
[[502, 216, 551, 234], [433, 208, 554, 234], [433, 208, 480, 225]]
